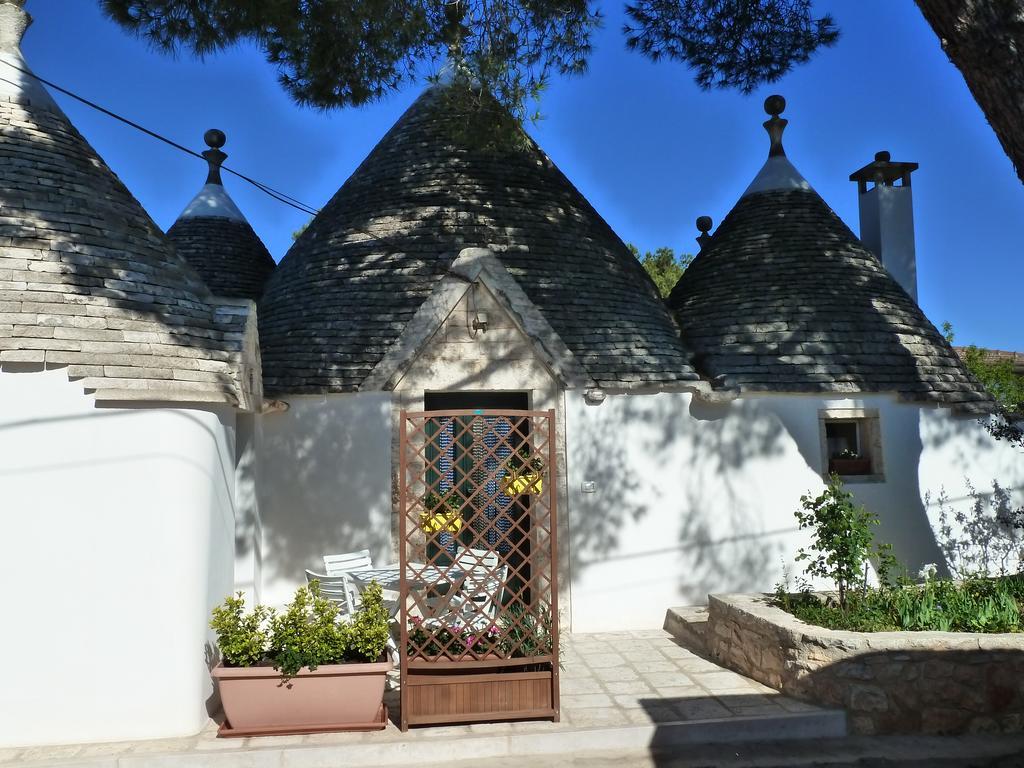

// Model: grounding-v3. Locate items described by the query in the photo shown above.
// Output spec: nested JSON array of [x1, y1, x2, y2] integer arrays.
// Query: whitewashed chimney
[[849, 151, 920, 301]]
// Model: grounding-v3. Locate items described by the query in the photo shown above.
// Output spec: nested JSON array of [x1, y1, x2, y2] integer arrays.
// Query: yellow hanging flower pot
[[421, 509, 463, 535], [420, 492, 463, 534], [502, 470, 543, 497]]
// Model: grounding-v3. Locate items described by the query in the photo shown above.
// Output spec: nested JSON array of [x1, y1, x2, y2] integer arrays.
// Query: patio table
[[349, 565, 503, 628], [348, 564, 466, 621]]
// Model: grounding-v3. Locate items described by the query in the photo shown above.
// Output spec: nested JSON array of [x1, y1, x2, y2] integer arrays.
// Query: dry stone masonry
[[0, 1, 255, 407], [706, 593, 1024, 735]]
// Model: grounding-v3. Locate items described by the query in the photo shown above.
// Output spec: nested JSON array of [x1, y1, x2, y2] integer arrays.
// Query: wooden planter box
[[828, 457, 872, 475], [404, 658, 558, 727]]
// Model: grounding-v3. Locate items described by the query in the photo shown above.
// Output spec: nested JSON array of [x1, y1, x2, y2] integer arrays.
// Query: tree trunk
[[914, 0, 1024, 186]]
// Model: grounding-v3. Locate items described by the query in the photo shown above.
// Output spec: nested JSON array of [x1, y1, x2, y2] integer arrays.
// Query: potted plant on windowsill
[[828, 449, 872, 476], [210, 581, 392, 736]]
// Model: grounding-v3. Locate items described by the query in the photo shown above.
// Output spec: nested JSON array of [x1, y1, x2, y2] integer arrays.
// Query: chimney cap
[[850, 150, 918, 189]]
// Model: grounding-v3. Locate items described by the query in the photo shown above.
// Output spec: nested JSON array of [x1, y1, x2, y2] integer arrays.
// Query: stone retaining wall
[[706, 593, 1024, 735]]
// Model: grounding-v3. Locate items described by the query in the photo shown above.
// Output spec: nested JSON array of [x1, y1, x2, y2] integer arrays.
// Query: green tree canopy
[[103, 1, 1024, 183], [629, 244, 693, 298], [101, 0, 599, 124]]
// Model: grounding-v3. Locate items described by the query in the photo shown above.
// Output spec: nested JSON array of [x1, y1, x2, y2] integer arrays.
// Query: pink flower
[[465, 635, 477, 648]]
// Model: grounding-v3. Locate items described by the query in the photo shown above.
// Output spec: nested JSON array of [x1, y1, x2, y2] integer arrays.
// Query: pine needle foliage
[[623, 0, 839, 93], [101, 0, 600, 125]]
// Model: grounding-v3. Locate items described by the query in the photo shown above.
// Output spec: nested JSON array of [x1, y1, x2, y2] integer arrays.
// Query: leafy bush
[[775, 576, 1022, 633], [406, 604, 557, 664], [267, 581, 351, 677], [210, 580, 391, 678], [407, 617, 501, 658], [772, 587, 897, 632], [793, 474, 895, 608], [499, 604, 553, 657], [775, 474, 1022, 633], [209, 593, 271, 667], [345, 583, 392, 662]]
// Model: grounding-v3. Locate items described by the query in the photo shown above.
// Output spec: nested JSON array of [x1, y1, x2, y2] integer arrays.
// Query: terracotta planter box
[[828, 457, 872, 475], [213, 658, 392, 732], [404, 661, 557, 727]]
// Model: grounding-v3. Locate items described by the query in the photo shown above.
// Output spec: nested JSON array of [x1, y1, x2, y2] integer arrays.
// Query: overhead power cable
[[0, 60, 321, 217]]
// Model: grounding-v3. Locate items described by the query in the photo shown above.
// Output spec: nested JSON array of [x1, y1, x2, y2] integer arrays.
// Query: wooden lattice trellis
[[399, 409, 560, 729]]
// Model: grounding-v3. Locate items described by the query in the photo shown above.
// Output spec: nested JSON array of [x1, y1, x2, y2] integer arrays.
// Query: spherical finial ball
[[204, 129, 226, 149], [764, 94, 786, 117], [874, 150, 891, 162], [696, 215, 713, 233]]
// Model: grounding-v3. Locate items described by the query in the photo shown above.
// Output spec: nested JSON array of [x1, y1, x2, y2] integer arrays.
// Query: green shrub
[[209, 593, 271, 667], [345, 583, 391, 662], [210, 580, 391, 679], [267, 581, 349, 677], [775, 576, 1022, 633], [499, 604, 553, 657], [794, 474, 895, 609]]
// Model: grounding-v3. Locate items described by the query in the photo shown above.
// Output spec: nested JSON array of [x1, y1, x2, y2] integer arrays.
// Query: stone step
[[23, 710, 847, 768], [408, 733, 1024, 768], [663, 605, 708, 653]]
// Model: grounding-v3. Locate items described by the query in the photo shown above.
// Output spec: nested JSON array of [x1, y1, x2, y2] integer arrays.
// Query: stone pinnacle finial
[[696, 216, 713, 251], [763, 94, 788, 158], [0, 0, 30, 54], [202, 129, 227, 186]]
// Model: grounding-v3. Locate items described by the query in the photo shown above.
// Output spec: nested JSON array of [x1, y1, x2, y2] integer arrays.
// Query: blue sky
[[22, 0, 1024, 351]]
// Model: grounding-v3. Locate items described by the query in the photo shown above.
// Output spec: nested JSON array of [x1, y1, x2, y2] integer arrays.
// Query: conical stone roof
[[0, 0, 253, 406], [668, 98, 993, 413], [259, 85, 699, 394], [167, 130, 275, 301]]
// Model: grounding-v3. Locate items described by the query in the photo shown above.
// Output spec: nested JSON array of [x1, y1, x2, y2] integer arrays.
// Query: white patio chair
[[323, 549, 401, 619], [453, 547, 508, 630], [304, 569, 359, 618], [322, 549, 373, 576], [320, 550, 401, 663]]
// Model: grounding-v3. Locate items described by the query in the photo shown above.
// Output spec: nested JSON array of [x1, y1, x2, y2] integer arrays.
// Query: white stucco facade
[[256, 392, 394, 607], [564, 390, 1024, 632], [0, 365, 237, 747]]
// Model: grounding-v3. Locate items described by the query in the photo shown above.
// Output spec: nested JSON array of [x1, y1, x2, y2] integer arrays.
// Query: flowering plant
[[407, 616, 501, 659], [918, 562, 939, 582]]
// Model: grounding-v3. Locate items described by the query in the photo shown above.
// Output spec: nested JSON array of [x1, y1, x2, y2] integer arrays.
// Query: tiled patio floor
[[3, 630, 844, 767]]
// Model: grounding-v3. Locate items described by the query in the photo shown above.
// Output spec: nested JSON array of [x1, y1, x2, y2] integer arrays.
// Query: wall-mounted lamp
[[472, 310, 489, 334], [584, 388, 606, 405]]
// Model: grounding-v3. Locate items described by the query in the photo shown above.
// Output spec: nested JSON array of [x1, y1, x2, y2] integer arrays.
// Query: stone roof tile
[[259, 86, 698, 394], [669, 188, 994, 413], [0, 2, 252, 407]]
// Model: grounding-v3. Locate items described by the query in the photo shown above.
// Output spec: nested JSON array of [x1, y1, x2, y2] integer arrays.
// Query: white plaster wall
[[565, 391, 1024, 632], [918, 408, 1024, 576], [234, 412, 262, 603], [257, 393, 393, 607], [0, 366, 236, 747], [565, 391, 821, 631]]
